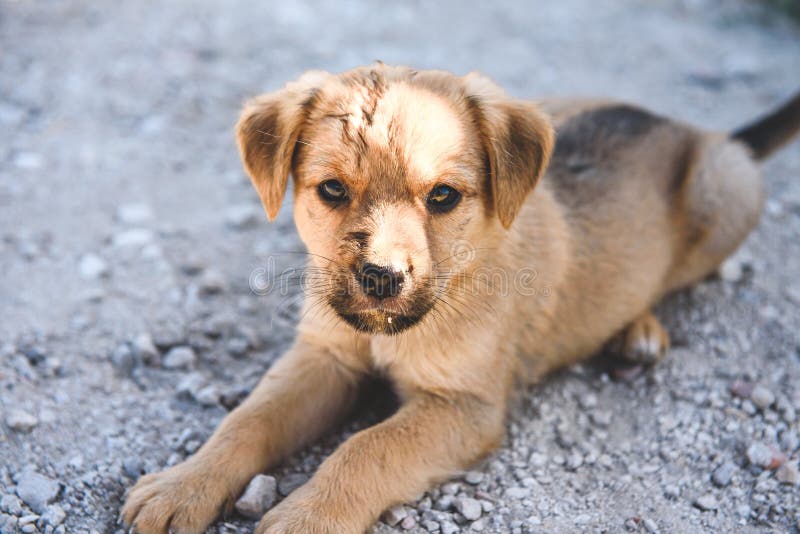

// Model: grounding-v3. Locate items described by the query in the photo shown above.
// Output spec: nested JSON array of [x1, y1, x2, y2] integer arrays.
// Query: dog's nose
[[359, 263, 404, 299]]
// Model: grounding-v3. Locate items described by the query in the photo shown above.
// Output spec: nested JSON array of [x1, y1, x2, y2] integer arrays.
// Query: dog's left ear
[[464, 74, 555, 229], [236, 71, 329, 220]]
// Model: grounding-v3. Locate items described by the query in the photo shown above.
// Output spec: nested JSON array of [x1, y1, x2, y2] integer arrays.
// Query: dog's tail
[[731, 90, 800, 160]]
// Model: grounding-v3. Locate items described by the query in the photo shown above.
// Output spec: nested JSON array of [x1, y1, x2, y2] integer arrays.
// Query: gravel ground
[[2, 1, 800, 533]]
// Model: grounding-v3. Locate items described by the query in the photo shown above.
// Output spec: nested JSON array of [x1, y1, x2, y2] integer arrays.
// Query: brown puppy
[[122, 64, 800, 533]]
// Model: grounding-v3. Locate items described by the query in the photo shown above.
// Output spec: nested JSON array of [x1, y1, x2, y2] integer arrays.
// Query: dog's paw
[[255, 483, 351, 534], [121, 460, 232, 534], [620, 312, 670, 365]]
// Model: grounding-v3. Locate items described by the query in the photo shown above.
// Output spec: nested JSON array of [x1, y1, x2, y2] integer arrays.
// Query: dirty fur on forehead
[[301, 65, 478, 184], [342, 69, 386, 133]]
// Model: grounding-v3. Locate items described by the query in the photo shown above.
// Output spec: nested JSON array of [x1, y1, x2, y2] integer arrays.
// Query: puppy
[[122, 64, 800, 533]]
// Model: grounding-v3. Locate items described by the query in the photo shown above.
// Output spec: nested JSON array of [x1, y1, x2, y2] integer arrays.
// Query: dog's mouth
[[335, 308, 430, 335], [326, 284, 435, 335]]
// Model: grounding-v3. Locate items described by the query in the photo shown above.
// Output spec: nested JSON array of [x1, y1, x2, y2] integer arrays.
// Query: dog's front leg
[[121, 337, 363, 534], [257, 390, 506, 534]]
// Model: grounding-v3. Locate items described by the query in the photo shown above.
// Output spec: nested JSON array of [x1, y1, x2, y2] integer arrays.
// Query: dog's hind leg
[[616, 311, 670, 365]]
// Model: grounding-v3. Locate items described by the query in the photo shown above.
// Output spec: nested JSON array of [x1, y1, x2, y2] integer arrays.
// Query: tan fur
[[122, 64, 772, 533]]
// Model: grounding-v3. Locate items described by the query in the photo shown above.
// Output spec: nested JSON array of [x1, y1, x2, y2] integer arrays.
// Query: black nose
[[359, 263, 404, 299]]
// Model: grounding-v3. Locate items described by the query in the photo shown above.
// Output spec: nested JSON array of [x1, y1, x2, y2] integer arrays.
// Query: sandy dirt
[[1, 1, 799, 532]]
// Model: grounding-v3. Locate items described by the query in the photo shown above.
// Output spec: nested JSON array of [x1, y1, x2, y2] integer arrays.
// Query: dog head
[[237, 64, 553, 335]]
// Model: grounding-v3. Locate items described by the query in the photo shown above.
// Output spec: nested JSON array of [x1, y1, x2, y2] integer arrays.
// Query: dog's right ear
[[236, 71, 329, 220]]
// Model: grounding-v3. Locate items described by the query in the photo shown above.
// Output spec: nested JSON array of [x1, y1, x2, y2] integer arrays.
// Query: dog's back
[[515, 94, 798, 372]]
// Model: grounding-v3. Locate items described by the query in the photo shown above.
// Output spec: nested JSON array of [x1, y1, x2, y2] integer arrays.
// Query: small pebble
[[383, 505, 408, 526], [14, 151, 43, 169], [0, 494, 23, 515], [123, 457, 145, 478], [664, 484, 680, 499], [0, 514, 17, 532], [151, 325, 187, 349], [6, 409, 39, 432], [110, 343, 138, 376], [736, 504, 751, 518], [750, 385, 775, 410], [613, 365, 644, 382], [234, 475, 277, 519], [116, 203, 153, 224], [440, 520, 459, 534], [730, 380, 753, 398], [18, 515, 38, 526], [643, 517, 659, 533], [183, 440, 201, 455], [400, 515, 416, 530], [422, 519, 440, 532], [112, 228, 154, 248], [78, 253, 109, 280], [746, 442, 784, 469], [441, 482, 459, 495], [711, 461, 736, 487], [578, 392, 598, 409], [780, 430, 799, 452], [529, 452, 547, 467], [15, 471, 61, 514], [199, 270, 226, 295], [434, 496, 453, 511], [464, 471, 484, 485], [162, 346, 197, 369], [694, 493, 718, 511], [718, 257, 742, 282], [226, 336, 250, 358], [40, 504, 66, 526], [565, 452, 584, 471], [775, 461, 799, 485], [193, 384, 220, 406], [180, 257, 205, 276], [455, 497, 482, 521], [591, 411, 612, 427], [131, 333, 160, 365]]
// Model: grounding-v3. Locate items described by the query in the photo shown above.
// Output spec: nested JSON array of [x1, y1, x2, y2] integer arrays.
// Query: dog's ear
[[236, 71, 329, 220], [464, 74, 555, 229]]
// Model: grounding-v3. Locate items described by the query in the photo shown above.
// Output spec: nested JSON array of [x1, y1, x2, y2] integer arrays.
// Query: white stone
[[6, 409, 39, 432], [455, 497, 482, 520], [464, 471, 484, 485], [112, 228, 154, 248], [719, 257, 743, 282], [116, 203, 153, 224], [78, 254, 109, 280], [15, 471, 60, 514], [234, 475, 277, 519], [694, 493, 718, 511], [13, 152, 43, 169], [750, 385, 775, 410], [162, 346, 197, 369]]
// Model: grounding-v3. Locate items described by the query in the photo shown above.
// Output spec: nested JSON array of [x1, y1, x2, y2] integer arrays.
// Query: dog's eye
[[318, 179, 348, 203], [426, 184, 461, 213]]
